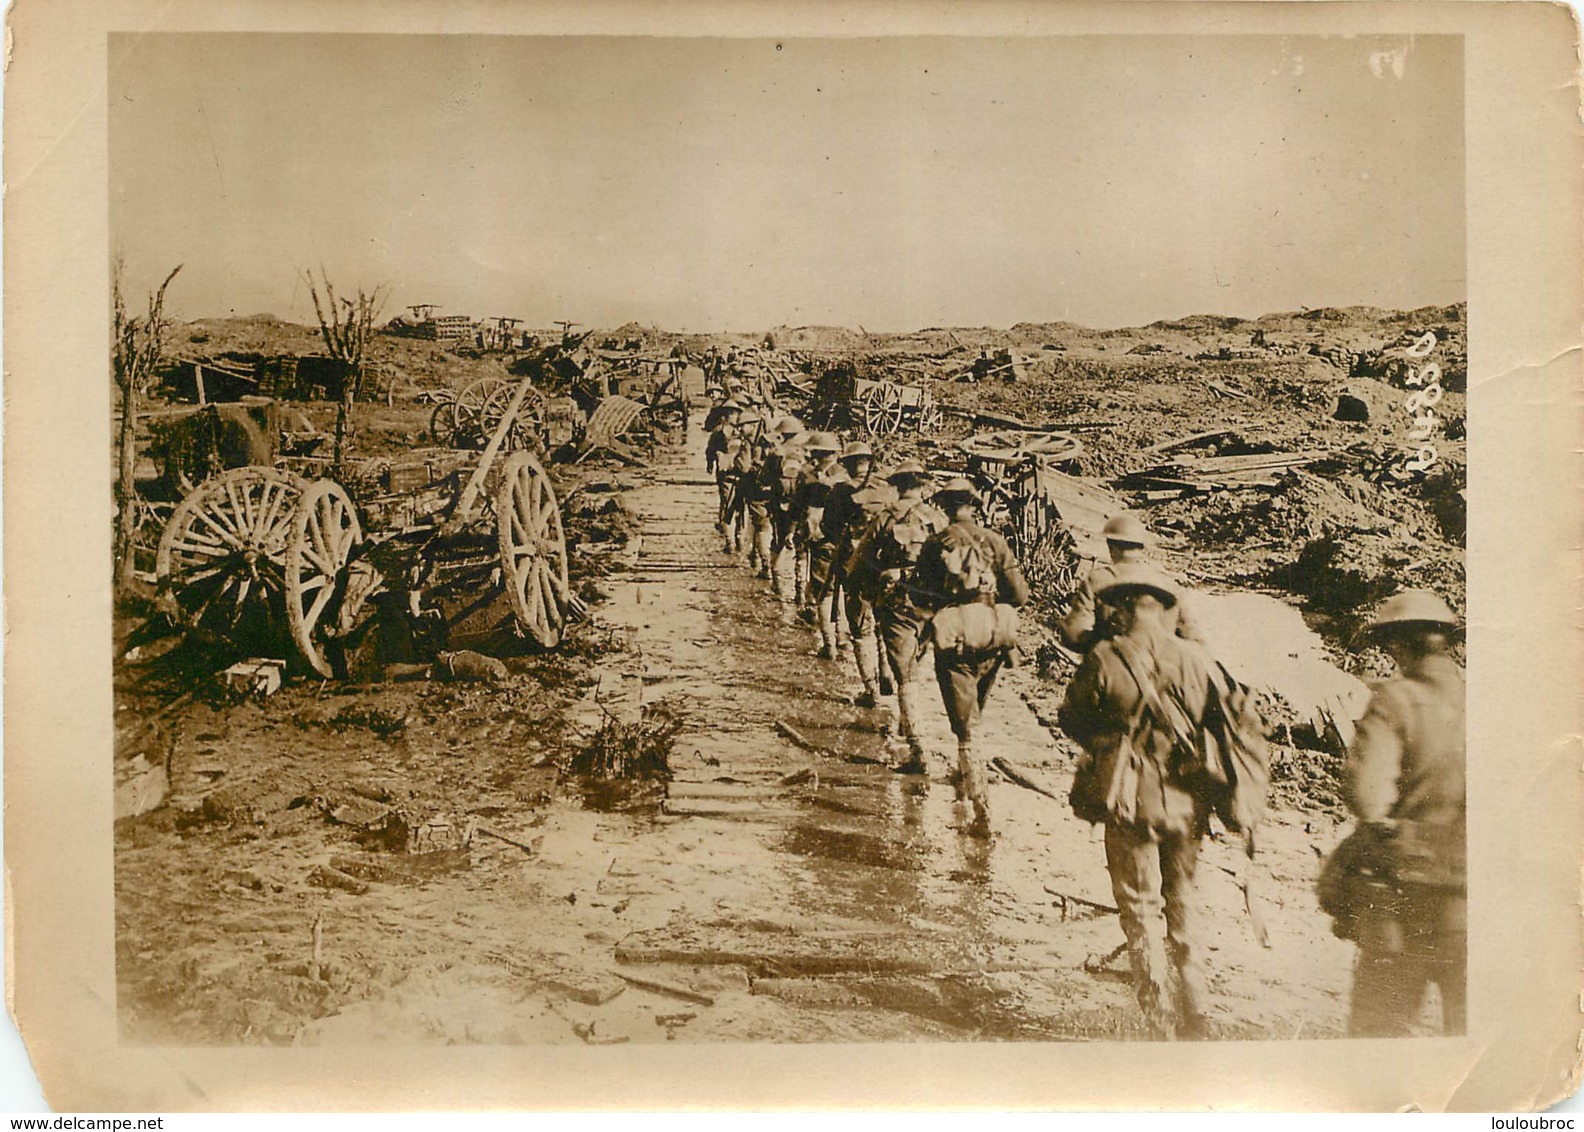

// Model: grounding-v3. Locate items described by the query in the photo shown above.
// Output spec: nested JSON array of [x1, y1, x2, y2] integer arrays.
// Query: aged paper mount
[[5, 0, 1582, 1113]]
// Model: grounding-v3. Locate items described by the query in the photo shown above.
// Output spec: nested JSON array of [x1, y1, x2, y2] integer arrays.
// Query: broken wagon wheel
[[429, 399, 461, 448], [917, 396, 944, 434], [496, 450, 571, 649], [453, 377, 508, 448], [861, 383, 906, 436], [128, 495, 176, 580], [958, 429, 1083, 466], [284, 480, 365, 679], [478, 380, 546, 452], [155, 466, 309, 642]]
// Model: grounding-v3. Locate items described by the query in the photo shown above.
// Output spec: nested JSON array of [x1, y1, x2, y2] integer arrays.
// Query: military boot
[[852, 634, 881, 709], [890, 683, 927, 773], [960, 741, 992, 838], [816, 606, 838, 660]]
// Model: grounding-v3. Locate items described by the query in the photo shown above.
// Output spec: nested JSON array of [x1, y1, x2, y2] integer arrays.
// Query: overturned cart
[[154, 375, 577, 678]]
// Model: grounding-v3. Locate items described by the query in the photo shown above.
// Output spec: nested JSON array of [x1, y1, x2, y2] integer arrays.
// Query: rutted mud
[[118, 430, 1361, 1045]]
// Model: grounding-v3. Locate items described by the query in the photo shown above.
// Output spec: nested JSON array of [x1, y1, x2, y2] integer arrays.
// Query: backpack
[[848, 500, 944, 603], [1198, 665, 1272, 833], [1110, 641, 1272, 834], [938, 524, 999, 603]]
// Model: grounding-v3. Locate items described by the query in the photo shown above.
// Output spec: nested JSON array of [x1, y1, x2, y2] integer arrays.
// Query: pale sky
[[109, 33, 1465, 331]]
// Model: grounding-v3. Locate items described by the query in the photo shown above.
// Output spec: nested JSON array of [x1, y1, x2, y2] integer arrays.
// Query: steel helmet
[[806, 431, 842, 454], [738, 409, 764, 426], [886, 459, 930, 482], [721, 399, 743, 412], [1367, 589, 1460, 633], [932, 477, 981, 505], [1103, 512, 1153, 546], [840, 440, 874, 462], [773, 415, 804, 438], [1094, 561, 1180, 608]]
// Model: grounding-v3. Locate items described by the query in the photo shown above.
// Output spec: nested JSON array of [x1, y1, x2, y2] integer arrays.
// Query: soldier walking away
[[1058, 512, 1203, 652], [761, 417, 807, 598], [734, 410, 776, 576], [847, 460, 948, 771], [1338, 589, 1466, 1037], [1056, 562, 1220, 1038], [822, 441, 898, 708], [705, 400, 744, 550], [912, 478, 1029, 837], [792, 432, 848, 658]]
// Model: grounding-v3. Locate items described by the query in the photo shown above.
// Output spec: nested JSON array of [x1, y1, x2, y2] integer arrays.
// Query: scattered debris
[[1043, 884, 1120, 918], [219, 658, 285, 699], [473, 824, 542, 855], [613, 971, 717, 1006], [1116, 448, 1335, 499], [989, 757, 1062, 801], [434, 650, 509, 683], [308, 864, 370, 895], [565, 699, 683, 780]]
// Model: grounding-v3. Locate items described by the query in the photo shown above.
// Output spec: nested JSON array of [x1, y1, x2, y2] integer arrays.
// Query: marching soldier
[[760, 418, 807, 598], [1342, 590, 1466, 1037], [821, 441, 898, 708], [1056, 562, 1219, 1038], [705, 400, 744, 551], [847, 460, 949, 770], [791, 432, 847, 658], [911, 478, 1030, 837], [734, 409, 776, 575], [1058, 512, 1203, 651]]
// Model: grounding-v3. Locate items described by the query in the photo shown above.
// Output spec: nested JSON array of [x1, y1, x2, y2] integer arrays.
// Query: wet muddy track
[[116, 434, 1366, 1046]]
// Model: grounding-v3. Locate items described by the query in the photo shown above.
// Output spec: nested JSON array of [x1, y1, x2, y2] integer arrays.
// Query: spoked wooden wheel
[[478, 381, 546, 451], [862, 383, 906, 435], [155, 467, 308, 642], [918, 396, 944, 433], [496, 450, 571, 649], [958, 429, 1084, 465], [429, 399, 460, 447], [454, 377, 507, 447], [284, 481, 364, 678]]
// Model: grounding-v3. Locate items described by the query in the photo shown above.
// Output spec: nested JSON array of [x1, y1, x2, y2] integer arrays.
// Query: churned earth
[[116, 432, 1381, 1047]]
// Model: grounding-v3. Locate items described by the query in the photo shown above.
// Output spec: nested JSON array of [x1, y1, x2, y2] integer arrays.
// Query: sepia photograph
[[105, 30, 1467, 1046], [5, 0, 1581, 1113]]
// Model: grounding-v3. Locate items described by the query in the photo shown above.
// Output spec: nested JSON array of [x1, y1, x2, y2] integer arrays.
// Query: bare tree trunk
[[111, 261, 182, 593], [114, 377, 139, 590]]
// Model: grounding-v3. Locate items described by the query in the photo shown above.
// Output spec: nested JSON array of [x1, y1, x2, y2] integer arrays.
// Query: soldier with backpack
[[821, 441, 898, 708], [1058, 512, 1203, 651], [1057, 562, 1243, 1039], [791, 433, 847, 657], [1324, 590, 1465, 1037], [911, 479, 1030, 837], [846, 460, 950, 771], [733, 410, 775, 575], [759, 417, 807, 597], [705, 400, 744, 549]]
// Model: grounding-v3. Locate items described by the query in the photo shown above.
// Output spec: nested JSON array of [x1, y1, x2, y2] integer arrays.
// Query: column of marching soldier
[[699, 371, 1465, 1043]]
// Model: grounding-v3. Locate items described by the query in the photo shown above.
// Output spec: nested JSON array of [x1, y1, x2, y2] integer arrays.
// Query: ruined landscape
[[112, 300, 1466, 1045]]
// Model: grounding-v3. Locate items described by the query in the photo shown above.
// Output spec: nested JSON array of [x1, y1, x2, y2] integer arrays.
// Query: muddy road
[[117, 432, 1362, 1046]]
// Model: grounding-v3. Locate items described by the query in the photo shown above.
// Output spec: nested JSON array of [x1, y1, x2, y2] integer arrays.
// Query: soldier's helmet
[[722, 399, 743, 413], [1094, 561, 1180, 609], [840, 440, 874, 462], [773, 415, 804, 438], [806, 431, 842, 454], [1103, 512, 1153, 547], [1367, 589, 1460, 634], [886, 459, 930, 483], [932, 477, 981, 506], [738, 409, 764, 427]]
